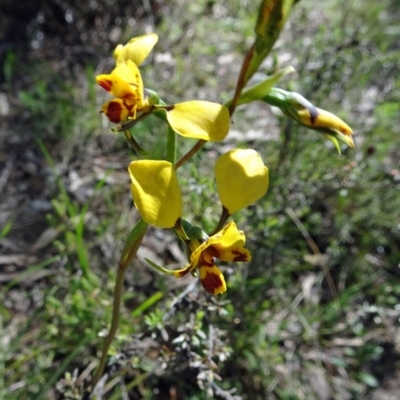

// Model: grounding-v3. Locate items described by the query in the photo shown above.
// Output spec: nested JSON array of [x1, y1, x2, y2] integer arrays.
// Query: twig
[[207, 323, 215, 364], [211, 382, 242, 400], [174, 140, 206, 170], [228, 44, 255, 116]]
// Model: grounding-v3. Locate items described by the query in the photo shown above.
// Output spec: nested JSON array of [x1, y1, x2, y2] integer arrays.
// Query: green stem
[[114, 111, 152, 132], [228, 44, 255, 116], [174, 139, 206, 170], [169, 61, 268, 169], [124, 130, 149, 156], [166, 125, 177, 164], [92, 219, 148, 387], [209, 206, 231, 236]]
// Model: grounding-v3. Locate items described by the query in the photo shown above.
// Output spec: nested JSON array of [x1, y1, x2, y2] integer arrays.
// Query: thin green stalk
[[92, 219, 148, 387], [114, 110, 152, 132], [175, 139, 206, 170], [228, 44, 255, 116], [209, 206, 231, 236], [124, 130, 149, 156]]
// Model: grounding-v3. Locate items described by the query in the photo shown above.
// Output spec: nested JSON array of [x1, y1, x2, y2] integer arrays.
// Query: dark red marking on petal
[[308, 106, 319, 125], [106, 101, 123, 123], [123, 101, 133, 114], [200, 252, 215, 266], [207, 246, 220, 259], [98, 79, 113, 92], [201, 270, 223, 294], [122, 93, 137, 102], [232, 250, 249, 262]]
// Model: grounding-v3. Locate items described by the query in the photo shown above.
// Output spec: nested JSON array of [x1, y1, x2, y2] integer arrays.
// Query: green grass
[[1, 0, 400, 399]]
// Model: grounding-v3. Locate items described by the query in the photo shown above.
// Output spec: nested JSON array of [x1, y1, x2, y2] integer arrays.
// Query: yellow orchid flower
[[164, 101, 230, 142], [114, 33, 158, 66], [97, 60, 151, 122], [295, 107, 354, 149], [128, 160, 182, 228], [215, 149, 269, 214], [96, 35, 231, 141], [96, 64, 230, 141], [171, 221, 251, 295], [263, 88, 354, 152]]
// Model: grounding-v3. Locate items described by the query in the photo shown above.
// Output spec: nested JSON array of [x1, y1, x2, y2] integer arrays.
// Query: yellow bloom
[[164, 101, 230, 142], [296, 107, 354, 149], [96, 60, 150, 122], [97, 35, 231, 141], [263, 88, 354, 152], [173, 221, 252, 295], [96, 64, 230, 140], [114, 33, 158, 66], [215, 149, 269, 214], [128, 160, 182, 228]]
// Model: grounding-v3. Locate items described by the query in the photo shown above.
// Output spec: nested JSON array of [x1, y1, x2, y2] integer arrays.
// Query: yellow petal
[[166, 101, 230, 141], [215, 149, 269, 214], [114, 33, 158, 66], [297, 107, 354, 146], [101, 99, 132, 123], [109, 61, 144, 107], [173, 263, 196, 278], [199, 264, 227, 295], [207, 221, 252, 263], [187, 221, 251, 269], [96, 74, 113, 92], [128, 160, 182, 228]]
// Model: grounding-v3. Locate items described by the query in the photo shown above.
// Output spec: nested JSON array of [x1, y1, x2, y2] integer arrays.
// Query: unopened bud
[[264, 88, 354, 152]]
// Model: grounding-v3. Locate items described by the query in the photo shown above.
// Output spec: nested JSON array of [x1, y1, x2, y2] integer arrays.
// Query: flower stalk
[[229, 0, 297, 114], [92, 219, 147, 387]]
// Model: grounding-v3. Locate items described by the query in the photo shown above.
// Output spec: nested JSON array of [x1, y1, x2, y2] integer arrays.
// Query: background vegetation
[[0, 0, 399, 399]]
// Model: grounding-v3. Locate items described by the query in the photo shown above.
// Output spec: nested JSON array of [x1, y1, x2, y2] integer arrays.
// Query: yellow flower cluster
[[96, 34, 230, 142], [128, 149, 269, 295], [96, 34, 157, 123], [95, 34, 271, 295], [96, 33, 353, 296]]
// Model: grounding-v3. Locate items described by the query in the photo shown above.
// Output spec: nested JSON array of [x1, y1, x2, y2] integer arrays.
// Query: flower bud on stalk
[[263, 88, 354, 152]]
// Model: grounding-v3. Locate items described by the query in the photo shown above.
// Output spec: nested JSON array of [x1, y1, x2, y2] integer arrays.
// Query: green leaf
[[358, 372, 379, 388], [323, 134, 342, 154], [131, 291, 163, 318], [235, 66, 295, 107], [144, 258, 177, 276], [120, 219, 148, 266]]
